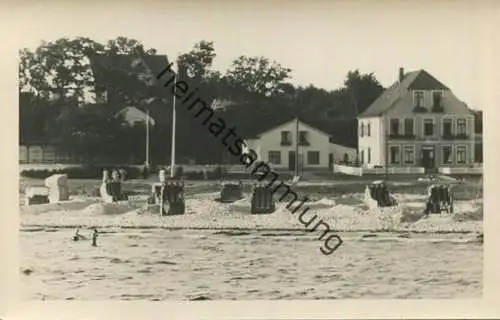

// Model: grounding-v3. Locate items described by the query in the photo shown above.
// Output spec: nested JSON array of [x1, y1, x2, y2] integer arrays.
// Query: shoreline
[[20, 224, 482, 235]]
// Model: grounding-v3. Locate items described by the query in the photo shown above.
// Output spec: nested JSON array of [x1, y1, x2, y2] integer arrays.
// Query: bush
[[184, 171, 204, 180], [209, 165, 225, 180], [174, 166, 184, 179]]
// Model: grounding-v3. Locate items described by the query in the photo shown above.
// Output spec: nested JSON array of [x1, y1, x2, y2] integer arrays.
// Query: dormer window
[[414, 91, 424, 108], [432, 91, 444, 112], [390, 118, 400, 135], [432, 91, 443, 107]]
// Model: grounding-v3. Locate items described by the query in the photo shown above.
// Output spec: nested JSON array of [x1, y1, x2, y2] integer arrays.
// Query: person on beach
[[203, 165, 209, 180]]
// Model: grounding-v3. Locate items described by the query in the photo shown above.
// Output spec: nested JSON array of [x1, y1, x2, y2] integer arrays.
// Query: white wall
[[358, 117, 384, 166], [329, 143, 357, 164], [246, 119, 355, 169]]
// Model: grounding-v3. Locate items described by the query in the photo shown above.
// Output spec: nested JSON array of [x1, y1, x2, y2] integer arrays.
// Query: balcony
[[442, 133, 469, 140], [412, 106, 427, 113], [431, 105, 444, 113], [389, 133, 416, 140], [280, 140, 292, 146], [298, 140, 310, 146]]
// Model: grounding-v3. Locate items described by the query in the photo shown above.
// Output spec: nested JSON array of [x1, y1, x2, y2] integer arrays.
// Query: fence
[[438, 166, 483, 175], [333, 164, 425, 176], [333, 164, 363, 176]]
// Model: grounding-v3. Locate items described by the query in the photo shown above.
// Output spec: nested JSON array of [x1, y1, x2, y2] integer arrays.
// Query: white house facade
[[245, 118, 357, 170], [357, 68, 476, 172]]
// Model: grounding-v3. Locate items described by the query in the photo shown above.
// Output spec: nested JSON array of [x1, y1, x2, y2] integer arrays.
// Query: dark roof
[[358, 69, 455, 118], [88, 54, 170, 84], [88, 54, 173, 100], [407, 70, 448, 90]]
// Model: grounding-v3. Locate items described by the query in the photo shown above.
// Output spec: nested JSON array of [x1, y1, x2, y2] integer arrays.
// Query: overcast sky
[[9, 1, 497, 110]]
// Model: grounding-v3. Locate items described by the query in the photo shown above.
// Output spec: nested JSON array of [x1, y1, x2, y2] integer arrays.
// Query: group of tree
[[19, 36, 428, 165]]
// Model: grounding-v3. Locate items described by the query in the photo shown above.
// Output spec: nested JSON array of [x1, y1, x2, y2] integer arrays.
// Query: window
[[367, 147, 371, 164], [414, 91, 424, 107], [390, 118, 400, 135], [360, 123, 364, 137], [404, 118, 414, 136], [390, 146, 400, 164], [367, 123, 371, 136], [307, 151, 320, 165], [423, 119, 434, 136], [281, 131, 291, 145], [442, 146, 453, 164], [443, 118, 452, 136], [360, 150, 364, 164], [457, 119, 467, 135], [456, 145, 467, 164], [432, 91, 443, 107], [475, 143, 483, 163], [268, 151, 281, 165], [299, 131, 309, 145], [403, 146, 415, 164]]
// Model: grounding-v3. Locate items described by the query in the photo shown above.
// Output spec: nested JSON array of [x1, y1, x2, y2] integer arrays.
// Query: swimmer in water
[[73, 227, 87, 241], [91, 228, 98, 247], [73, 228, 81, 241]]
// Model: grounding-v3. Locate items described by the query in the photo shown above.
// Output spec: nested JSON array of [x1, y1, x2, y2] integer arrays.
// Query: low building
[[244, 117, 357, 170]]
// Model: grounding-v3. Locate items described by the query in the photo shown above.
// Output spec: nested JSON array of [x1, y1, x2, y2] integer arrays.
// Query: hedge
[[20, 165, 142, 180], [20, 165, 294, 181]]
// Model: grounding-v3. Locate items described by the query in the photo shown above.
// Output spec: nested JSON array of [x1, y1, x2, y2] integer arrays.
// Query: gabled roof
[[88, 54, 170, 85], [243, 115, 357, 148], [358, 69, 457, 118]]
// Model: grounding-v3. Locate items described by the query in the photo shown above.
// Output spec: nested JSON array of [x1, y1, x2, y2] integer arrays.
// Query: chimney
[[399, 67, 405, 82]]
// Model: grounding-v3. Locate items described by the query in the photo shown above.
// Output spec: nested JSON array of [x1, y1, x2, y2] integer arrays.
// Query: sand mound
[[452, 205, 483, 222]]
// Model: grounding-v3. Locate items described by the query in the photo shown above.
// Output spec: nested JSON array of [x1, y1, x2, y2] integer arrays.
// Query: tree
[[176, 40, 216, 81], [342, 69, 384, 116], [225, 56, 292, 99], [19, 36, 157, 104], [51, 103, 129, 163]]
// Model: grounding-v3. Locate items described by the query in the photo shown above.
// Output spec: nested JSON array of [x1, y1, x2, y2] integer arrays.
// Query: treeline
[[20, 37, 479, 165]]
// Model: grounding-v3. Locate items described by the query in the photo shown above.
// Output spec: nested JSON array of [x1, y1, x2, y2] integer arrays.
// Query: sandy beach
[[19, 178, 483, 300]]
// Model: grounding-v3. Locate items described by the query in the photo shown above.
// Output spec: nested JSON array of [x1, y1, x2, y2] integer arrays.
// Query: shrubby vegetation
[[19, 36, 483, 167]]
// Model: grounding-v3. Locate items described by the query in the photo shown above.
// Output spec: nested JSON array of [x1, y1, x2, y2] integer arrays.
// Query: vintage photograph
[[18, 2, 484, 301]]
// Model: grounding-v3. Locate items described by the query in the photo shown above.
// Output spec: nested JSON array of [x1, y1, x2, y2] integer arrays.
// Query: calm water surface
[[20, 228, 482, 300]]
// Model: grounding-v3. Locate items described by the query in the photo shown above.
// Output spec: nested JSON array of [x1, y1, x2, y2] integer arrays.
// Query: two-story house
[[357, 68, 476, 172], [244, 116, 357, 170]]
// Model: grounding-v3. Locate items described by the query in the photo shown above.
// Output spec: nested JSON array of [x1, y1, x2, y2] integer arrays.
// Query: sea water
[[19, 192, 483, 300]]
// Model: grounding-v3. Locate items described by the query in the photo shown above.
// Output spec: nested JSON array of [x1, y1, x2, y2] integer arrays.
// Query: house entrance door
[[421, 145, 436, 172], [288, 151, 296, 171]]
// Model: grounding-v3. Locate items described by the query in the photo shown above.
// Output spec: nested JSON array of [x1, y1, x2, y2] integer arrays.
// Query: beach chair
[[250, 183, 276, 214], [365, 181, 398, 209], [424, 184, 453, 214], [100, 170, 128, 203], [25, 186, 50, 206], [159, 180, 186, 215], [218, 181, 244, 203]]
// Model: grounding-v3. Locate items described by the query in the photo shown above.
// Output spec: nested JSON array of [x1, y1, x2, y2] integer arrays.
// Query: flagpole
[[170, 69, 177, 178], [145, 108, 150, 166], [295, 116, 299, 178]]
